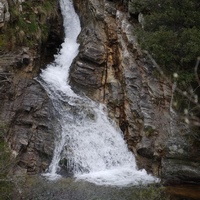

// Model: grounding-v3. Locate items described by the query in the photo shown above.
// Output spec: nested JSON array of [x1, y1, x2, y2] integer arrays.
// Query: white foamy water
[[39, 0, 159, 186]]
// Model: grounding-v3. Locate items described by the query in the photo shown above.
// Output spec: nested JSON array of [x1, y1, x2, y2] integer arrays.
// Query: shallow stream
[[18, 176, 200, 200]]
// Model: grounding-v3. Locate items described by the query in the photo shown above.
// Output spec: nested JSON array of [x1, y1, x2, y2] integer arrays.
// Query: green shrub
[[135, 0, 200, 73], [0, 0, 58, 50], [132, 0, 200, 126]]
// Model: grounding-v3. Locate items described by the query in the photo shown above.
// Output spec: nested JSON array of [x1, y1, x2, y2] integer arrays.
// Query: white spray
[[39, 0, 158, 186]]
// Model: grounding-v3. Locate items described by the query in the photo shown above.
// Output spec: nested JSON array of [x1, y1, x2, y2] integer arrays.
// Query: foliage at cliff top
[[130, 0, 200, 81], [130, 0, 200, 125], [0, 0, 58, 51]]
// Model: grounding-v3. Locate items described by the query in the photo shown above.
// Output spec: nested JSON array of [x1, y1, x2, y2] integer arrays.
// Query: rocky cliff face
[[71, 0, 171, 176], [71, 0, 200, 184], [0, 0, 63, 175], [0, 0, 199, 185]]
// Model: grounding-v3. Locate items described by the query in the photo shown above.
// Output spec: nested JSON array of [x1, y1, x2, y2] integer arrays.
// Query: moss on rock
[[0, 0, 58, 51]]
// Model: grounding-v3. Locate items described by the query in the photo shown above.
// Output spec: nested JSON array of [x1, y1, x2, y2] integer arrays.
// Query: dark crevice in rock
[[40, 7, 64, 70]]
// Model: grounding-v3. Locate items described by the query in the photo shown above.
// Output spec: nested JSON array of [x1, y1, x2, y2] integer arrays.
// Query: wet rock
[[80, 43, 106, 65], [0, 78, 56, 174], [137, 147, 154, 159], [161, 118, 200, 184], [162, 158, 200, 184]]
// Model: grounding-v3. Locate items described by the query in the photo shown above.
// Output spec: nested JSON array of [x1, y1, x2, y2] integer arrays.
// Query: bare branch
[[0, 80, 11, 84], [0, 73, 13, 75], [143, 50, 200, 109], [194, 57, 200, 86], [0, 179, 13, 182], [0, 73, 12, 84]]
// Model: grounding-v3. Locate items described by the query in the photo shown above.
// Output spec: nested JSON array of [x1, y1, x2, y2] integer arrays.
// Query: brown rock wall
[[71, 0, 200, 184], [71, 0, 170, 175], [0, 0, 63, 175]]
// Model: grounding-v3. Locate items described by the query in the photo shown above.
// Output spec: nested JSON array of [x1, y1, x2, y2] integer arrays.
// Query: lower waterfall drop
[[39, 0, 159, 186]]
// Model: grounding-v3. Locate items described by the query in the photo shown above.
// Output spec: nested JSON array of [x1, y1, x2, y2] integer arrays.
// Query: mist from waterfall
[[38, 0, 158, 186]]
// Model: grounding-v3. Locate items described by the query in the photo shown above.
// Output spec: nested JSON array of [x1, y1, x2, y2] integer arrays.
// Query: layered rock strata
[[71, 0, 200, 184], [0, 0, 63, 175]]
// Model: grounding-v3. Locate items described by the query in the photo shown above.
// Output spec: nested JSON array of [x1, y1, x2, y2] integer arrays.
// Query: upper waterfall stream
[[38, 0, 158, 187]]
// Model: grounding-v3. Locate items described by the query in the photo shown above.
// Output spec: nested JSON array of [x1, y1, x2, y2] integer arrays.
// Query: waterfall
[[38, 0, 158, 186]]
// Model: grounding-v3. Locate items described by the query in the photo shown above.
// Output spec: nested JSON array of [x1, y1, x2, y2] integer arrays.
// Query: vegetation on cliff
[[134, 0, 200, 77], [129, 0, 200, 128], [0, 0, 58, 51]]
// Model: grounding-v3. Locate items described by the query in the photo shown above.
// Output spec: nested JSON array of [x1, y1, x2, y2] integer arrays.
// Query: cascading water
[[38, 0, 159, 186]]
